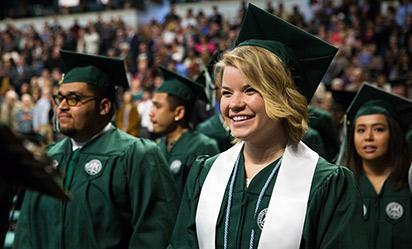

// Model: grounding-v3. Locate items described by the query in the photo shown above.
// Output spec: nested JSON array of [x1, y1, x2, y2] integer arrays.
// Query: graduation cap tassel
[[203, 65, 216, 112], [336, 114, 348, 166], [53, 111, 60, 134]]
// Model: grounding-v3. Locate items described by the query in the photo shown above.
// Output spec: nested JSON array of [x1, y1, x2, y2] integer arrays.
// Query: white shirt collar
[[71, 123, 114, 151]]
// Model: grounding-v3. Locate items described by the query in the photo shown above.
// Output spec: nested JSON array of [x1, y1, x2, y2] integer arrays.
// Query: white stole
[[196, 141, 319, 249]]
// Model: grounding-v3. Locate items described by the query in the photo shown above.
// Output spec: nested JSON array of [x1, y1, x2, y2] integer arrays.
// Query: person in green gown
[[307, 105, 340, 162], [168, 4, 366, 249], [302, 127, 325, 157], [150, 67, 219, 195], [340, 83, 412, 249], [406, 127, 412, 154], [14, 50, 179, 249], [195, 68, 233, 152]]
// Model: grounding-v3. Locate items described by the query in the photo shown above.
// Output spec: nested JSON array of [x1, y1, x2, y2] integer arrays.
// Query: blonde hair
[[215, 46, 308, 144]]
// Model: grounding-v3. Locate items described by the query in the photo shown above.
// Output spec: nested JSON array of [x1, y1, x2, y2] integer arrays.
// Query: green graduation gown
[[302, 127, 326, 158], [308, 106, 340, 162], [406, 127, 412, 154], [159, 130, 219, 194], [15, 128, 179, 249], [359, 174, 412, 249], [196, 113, 233, 152], [168, 148, 366, 249]]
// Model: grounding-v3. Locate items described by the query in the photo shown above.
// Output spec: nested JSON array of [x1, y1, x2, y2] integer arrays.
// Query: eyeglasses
[[52, 94, 101, 107]]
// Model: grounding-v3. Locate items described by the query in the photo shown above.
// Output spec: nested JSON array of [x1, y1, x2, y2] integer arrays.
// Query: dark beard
[[59, 127, 77, 138]]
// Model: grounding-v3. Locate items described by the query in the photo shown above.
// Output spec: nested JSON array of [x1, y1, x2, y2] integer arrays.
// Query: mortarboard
[[330, 89, 357, 112], [234, 3, 338, 102], [157, 66, 208, 103], [195, 50, 222, 87], [60, 49, 129, 89], [389, 77, 408, 88], [346, 83, 412, 131], [336, 83, 412, 165], [195, 51, 222, 109]]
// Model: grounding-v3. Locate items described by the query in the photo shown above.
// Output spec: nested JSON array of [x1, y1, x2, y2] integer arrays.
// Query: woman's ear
[[99, 98, 112, 115], [174, 105, 186, 121]]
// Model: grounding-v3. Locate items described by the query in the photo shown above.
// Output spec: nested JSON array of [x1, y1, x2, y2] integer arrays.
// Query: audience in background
[[0, 0, 411, 146]]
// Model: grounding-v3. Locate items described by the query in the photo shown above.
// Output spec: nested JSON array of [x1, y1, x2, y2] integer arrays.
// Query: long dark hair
[[345, 114, 410, 190]]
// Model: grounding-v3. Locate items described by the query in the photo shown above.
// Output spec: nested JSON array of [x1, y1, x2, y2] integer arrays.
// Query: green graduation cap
[[235, 3, 338, 102], [157, 66, 208, 103], [195, 50, 222, 87], [336, 83, 412, 165], [331, 89, 357, 112], [195, 51, 221, 109], [389, 77, 408, 88], [346, 83, 412, 131], [60, 49, 129, 89]]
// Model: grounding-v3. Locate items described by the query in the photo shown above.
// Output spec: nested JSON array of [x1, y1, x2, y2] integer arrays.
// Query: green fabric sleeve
[[168, 155, 216, 249], [125, 141, 180, 249], [302, 165, 368, 249]]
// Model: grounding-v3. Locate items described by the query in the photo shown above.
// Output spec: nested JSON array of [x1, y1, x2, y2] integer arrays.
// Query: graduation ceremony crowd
[[0, 0, 412, 248]]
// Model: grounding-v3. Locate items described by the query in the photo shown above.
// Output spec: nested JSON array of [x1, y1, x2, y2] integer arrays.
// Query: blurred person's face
[[142, 91, 151, 101], [376, 74, 386, 86], [52, 70, 62, 81], [319, 93, 333, 111], [154, 76, 163, 88], [138, 43, 148, 52], [220, 66, 282, 144], [4, 60, 12, 69], [138, 59, 148, 71], [149, 92, 178, 135], [391, 85, 407, 98], [123, 91, 133, 104], [106, 49, 116, 57], [350, 68, 363, 83], [130, 78, 141, 91], [5, 91, 17, 105], [55, 82, 103, 142], [354, 114, 390, 163], [41, 69, 50, 79], [20, 83, 30, 94], [21, 94, 33, 108]]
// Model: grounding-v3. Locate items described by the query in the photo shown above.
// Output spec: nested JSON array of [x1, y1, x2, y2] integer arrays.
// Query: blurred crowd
[[0, 0, 214, 20], [0, 0, 411, 145]]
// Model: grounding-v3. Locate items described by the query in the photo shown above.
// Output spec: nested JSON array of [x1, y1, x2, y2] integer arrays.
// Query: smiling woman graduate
[[340, 83, 412, 249], [168, 4, 366, 249]]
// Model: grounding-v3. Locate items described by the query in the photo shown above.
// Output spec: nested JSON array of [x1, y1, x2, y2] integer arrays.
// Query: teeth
[[233, 116, 249, 121]]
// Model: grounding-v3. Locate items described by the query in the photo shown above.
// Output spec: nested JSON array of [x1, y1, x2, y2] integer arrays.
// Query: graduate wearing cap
[[330, 89, 357, 154], [149, 67, 219, 195], [15, 50, 179, 249], [339, 83, 412, 249], [301, 127, 325, 157], [330, 89, 357, 128], [307, 105, 340, 162], [195, 52, 233, 152], [168, 4, 366, 249], [389, 77, 409, 98], [406, 128, 412, 155]]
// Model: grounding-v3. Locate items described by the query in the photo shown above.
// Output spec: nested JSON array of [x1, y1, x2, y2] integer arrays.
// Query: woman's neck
[[362, 159, 392, 194], [243, 137, 287, 179]]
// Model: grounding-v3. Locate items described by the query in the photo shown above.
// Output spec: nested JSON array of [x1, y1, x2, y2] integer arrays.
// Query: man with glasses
[[14, 50, 179, 249]]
